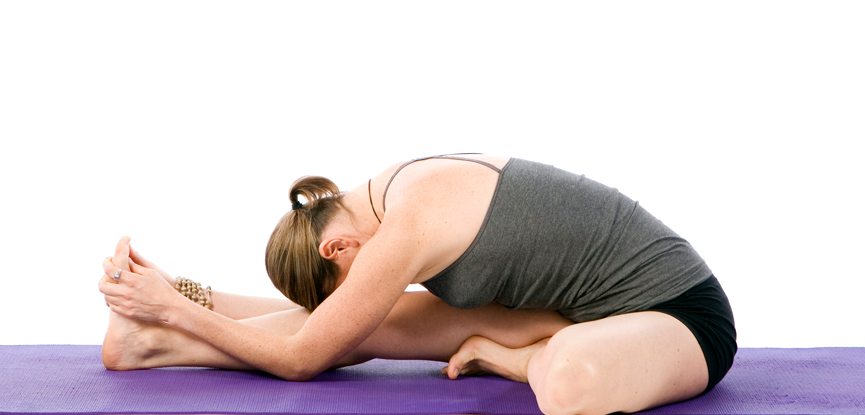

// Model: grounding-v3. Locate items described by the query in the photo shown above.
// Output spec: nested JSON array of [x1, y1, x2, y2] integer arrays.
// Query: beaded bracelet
[[175, 277, 213, 310]]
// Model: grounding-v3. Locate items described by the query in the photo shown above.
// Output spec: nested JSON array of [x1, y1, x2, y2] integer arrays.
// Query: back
[[421, 158, 713, 322]]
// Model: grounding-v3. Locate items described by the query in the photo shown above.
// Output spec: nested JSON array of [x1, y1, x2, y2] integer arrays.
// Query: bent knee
[[530, 315, 709, 414], [533, 345, 604, 414]]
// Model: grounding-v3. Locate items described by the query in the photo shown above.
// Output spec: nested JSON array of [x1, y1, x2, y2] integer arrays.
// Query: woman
[[100, 154, 736, 415]]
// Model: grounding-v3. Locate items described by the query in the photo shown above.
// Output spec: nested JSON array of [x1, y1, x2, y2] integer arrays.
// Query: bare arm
[[101, 169, 502, 380], [102, 216, 424, 380], [209, 291, 298, 319], [128, 244, 298, 319], [168, 214, 421, 379]]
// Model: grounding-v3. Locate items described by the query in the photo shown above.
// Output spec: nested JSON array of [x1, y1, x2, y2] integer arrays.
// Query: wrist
[[175, 276, 214, 310], [163, 291, 192, 327]]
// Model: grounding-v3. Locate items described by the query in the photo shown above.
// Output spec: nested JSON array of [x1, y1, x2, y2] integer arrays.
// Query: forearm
[[210, 290, 299, 320]]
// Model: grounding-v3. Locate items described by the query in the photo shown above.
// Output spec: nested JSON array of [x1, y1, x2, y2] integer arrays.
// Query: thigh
[[529, 311, 708, 414]]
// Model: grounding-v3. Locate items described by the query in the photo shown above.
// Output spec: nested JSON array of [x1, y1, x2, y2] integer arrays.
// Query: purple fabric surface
[[643, 347, 865, 415], [0, 345, 538, 414], [1, 346, 863, 414]]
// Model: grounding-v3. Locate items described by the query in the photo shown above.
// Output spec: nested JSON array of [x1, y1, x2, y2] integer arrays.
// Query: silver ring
[[112, 269, 122, 281]]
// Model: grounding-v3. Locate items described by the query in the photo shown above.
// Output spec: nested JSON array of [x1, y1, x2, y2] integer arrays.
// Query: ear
[[319, 238, 355, 261]]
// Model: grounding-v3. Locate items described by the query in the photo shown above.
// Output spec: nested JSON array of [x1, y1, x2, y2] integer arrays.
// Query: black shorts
[[646, 275, 737, 392]]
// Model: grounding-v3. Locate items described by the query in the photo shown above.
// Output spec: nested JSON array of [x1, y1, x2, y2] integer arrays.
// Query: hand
[[99, 237, 184, 323], [129, 243, 176, 286]]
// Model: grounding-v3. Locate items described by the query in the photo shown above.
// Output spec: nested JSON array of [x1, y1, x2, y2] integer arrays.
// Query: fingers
[[129, 259, 150, 276], [103, 257, 147, 286], [98, 274, 125, 297], [129, 244, 157, 269], [113, 236, 131, 272], [99, 274, 110, 302], [103, 257, 122, 284], [99, 274, 134, 316]]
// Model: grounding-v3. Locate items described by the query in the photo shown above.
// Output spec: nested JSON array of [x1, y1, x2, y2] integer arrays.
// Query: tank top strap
[[368, 154, 501, 223], [430, 153, 502, 174]]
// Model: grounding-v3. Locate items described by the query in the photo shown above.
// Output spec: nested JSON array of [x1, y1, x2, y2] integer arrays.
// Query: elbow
[[268, 338, 336, 381], [263, 339, 323, 381]]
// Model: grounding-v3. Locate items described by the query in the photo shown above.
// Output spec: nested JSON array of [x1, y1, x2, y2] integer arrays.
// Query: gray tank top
[[379, 156, 712, 322]]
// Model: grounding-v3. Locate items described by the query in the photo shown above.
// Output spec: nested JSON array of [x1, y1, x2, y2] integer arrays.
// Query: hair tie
[[291, 200, 304, 211]]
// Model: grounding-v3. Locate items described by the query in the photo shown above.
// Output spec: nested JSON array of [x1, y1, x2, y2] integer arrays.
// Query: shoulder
[[365, 155, 508, 280], [376, 154, 508, 199]]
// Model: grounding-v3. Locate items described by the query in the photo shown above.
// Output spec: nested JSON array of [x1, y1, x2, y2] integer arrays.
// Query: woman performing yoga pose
[[99, 154, 736, 415]]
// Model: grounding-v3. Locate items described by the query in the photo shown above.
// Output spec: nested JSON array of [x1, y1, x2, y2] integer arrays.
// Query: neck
[[335, 190, 380, 240]]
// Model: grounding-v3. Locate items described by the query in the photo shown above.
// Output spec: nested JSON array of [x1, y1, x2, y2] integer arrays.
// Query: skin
[[102, 243, 571, 370], [100, 155, 710, 414]]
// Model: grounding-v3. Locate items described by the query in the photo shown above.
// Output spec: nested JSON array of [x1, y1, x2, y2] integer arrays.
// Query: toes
[[447, 335, 495, 379], [446, 351, 472, 379]]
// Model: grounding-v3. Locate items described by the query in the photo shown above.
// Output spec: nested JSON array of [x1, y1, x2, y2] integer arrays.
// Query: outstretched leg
[[102, 307, 308, 370], [102, 290, 571, 371]]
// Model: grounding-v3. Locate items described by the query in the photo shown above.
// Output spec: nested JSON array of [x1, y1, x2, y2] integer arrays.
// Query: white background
[[1, 1, 862, 347]]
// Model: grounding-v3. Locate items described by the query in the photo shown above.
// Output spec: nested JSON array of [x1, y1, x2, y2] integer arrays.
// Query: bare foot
[[101, 310, 165, 370], [443, 335, 549, 383]]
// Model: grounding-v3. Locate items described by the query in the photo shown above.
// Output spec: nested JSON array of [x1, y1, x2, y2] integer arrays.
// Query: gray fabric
[[421, 158, 712, 322]]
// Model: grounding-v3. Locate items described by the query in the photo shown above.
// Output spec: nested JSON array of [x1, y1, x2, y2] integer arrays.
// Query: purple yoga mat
[[643, 347, 865, 415], [1, 346, 863, 414], [0, 345, 537, 414]]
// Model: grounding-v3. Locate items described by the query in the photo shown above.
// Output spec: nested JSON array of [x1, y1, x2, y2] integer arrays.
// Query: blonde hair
[[265, 176, 344, 311]]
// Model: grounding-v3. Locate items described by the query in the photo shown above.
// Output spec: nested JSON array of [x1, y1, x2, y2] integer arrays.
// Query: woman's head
[[265, 176, 345, 311]]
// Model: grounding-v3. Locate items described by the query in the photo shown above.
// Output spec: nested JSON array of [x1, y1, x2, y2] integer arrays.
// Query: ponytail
[[265, 176, 344, 311]]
